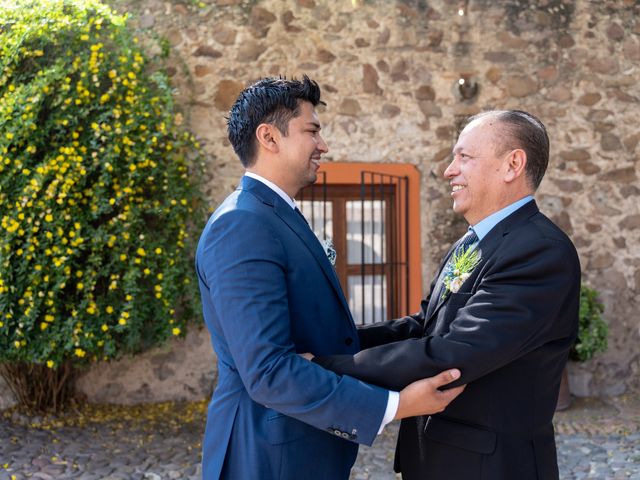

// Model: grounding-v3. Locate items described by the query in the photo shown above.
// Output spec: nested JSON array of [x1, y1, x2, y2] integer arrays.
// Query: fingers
[[428, 368, 461, 388], [430, 385, 465, 414], [394, 372, 466, 419], [298, 352, 314, 360], [439, 384, 465, 403]]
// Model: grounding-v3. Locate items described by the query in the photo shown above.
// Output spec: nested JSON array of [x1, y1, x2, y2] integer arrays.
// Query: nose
[[443, 156, 458, 179], [317, 134, 329, 153]]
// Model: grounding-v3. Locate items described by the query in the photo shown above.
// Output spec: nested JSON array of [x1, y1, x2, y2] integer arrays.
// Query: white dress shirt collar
[[244, 172, 297, 210], [471, 195, 534, 241]]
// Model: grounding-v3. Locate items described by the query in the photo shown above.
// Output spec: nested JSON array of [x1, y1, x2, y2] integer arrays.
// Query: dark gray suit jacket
[[314, 201, 581, 480]]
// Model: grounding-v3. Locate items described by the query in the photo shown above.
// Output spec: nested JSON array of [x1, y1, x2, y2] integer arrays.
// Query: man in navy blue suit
[[195, 76, 464, 479]]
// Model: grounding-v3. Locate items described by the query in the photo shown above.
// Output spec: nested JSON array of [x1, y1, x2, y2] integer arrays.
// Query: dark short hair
[[227, 75, 324, 167], [469, 110, 550, 190]]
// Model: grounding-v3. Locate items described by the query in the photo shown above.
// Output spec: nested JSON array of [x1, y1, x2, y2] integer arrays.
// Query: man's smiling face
[[444, 116, 512, 225], [275, 100, 329, 197]]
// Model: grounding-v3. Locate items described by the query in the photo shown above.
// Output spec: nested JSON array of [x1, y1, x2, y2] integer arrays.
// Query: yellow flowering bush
[[0, 0, 203, 410]]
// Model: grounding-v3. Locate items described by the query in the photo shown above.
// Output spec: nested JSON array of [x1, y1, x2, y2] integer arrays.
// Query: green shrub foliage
[[0, 0, 202, 370], [571, 284, 607, 362]]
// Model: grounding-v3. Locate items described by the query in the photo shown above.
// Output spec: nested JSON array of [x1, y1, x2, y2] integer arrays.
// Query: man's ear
[[255, 123, 279, 154], [504, 149, 527, 183]]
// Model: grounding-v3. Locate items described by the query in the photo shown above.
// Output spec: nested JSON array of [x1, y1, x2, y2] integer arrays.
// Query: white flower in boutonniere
[[320, 237, 337, 266], [442, 247, 481, 298]]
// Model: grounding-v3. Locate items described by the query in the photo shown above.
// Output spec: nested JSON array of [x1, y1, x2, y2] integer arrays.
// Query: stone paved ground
[[0, 395, 638, 480]]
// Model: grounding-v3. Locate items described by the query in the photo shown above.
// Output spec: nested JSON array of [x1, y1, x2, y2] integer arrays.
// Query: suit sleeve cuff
[[377, 390, 399, 434]]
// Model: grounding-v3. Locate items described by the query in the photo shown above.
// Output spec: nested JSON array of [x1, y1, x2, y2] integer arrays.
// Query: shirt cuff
[[377, 390, 400, 435]]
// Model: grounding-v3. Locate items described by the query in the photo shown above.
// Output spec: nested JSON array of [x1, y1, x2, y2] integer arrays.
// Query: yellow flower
[[143, 268, 150, 275], [106, 306, 114, 314], [136, 247, 146, 256], [120, 254, 127, 261], [77, 282, 84, 290], [154, 247, 162, 255], [40, 322, 48, 330], [74, 348, 86, 358], [45, 214, 53, 222], [47, 360, 54, 368], [172, 327, 181, 336], [101, 324, 109, 332], [118, 318, 127, 326]]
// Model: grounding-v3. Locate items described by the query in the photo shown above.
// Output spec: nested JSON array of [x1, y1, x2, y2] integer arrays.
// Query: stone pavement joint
[[0, 394, 638, 480]]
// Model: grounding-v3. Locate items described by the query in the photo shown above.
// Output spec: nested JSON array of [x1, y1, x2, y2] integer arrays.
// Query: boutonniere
[[442, 247, 481, 298], [319, 237, 337, 266]]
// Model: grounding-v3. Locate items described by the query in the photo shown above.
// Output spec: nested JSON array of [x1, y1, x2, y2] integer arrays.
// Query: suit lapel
[[424, 245, 457, 320], [240, 176, 354, 323], [424, 200, 541, 326], [274, 202, 352, 318]]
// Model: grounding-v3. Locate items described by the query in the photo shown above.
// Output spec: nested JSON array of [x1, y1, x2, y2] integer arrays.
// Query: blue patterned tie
[[433, 229, 478, 301], [453, 229, 478, 257]]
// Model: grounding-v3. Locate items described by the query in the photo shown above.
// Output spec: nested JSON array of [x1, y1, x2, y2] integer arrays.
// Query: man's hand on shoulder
[[394, 369, 465, 420]]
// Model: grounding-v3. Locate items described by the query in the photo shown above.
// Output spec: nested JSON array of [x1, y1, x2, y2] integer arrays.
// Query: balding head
[[466, 110, 549, 190]]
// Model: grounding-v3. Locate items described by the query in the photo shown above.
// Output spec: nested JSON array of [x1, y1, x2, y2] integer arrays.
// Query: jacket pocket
[[265, 414, 309, 445], [423, 415, 497, 455]]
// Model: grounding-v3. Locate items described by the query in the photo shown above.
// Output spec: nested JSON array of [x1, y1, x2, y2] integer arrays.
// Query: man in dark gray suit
[[312, 110, 581, 480]]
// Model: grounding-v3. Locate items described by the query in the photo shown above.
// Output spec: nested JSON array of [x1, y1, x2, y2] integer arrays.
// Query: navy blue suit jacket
[[195, 176, 388, 479], [315, 201, 581, 480]]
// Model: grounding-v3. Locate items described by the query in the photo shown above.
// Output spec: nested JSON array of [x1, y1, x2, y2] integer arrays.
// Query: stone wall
[[1, 0, 638, 408]]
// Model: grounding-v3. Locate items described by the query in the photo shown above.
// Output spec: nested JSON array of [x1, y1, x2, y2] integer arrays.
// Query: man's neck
[[469, 195, 534, 241], [246, 168, 298, 199], [244, 171, 297, 209]]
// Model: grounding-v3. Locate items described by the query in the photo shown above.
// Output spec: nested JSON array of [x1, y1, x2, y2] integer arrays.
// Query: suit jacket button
[[334, 429, 341, 436], [344, 337, 353, 346], [341, 432, 349, 439]]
